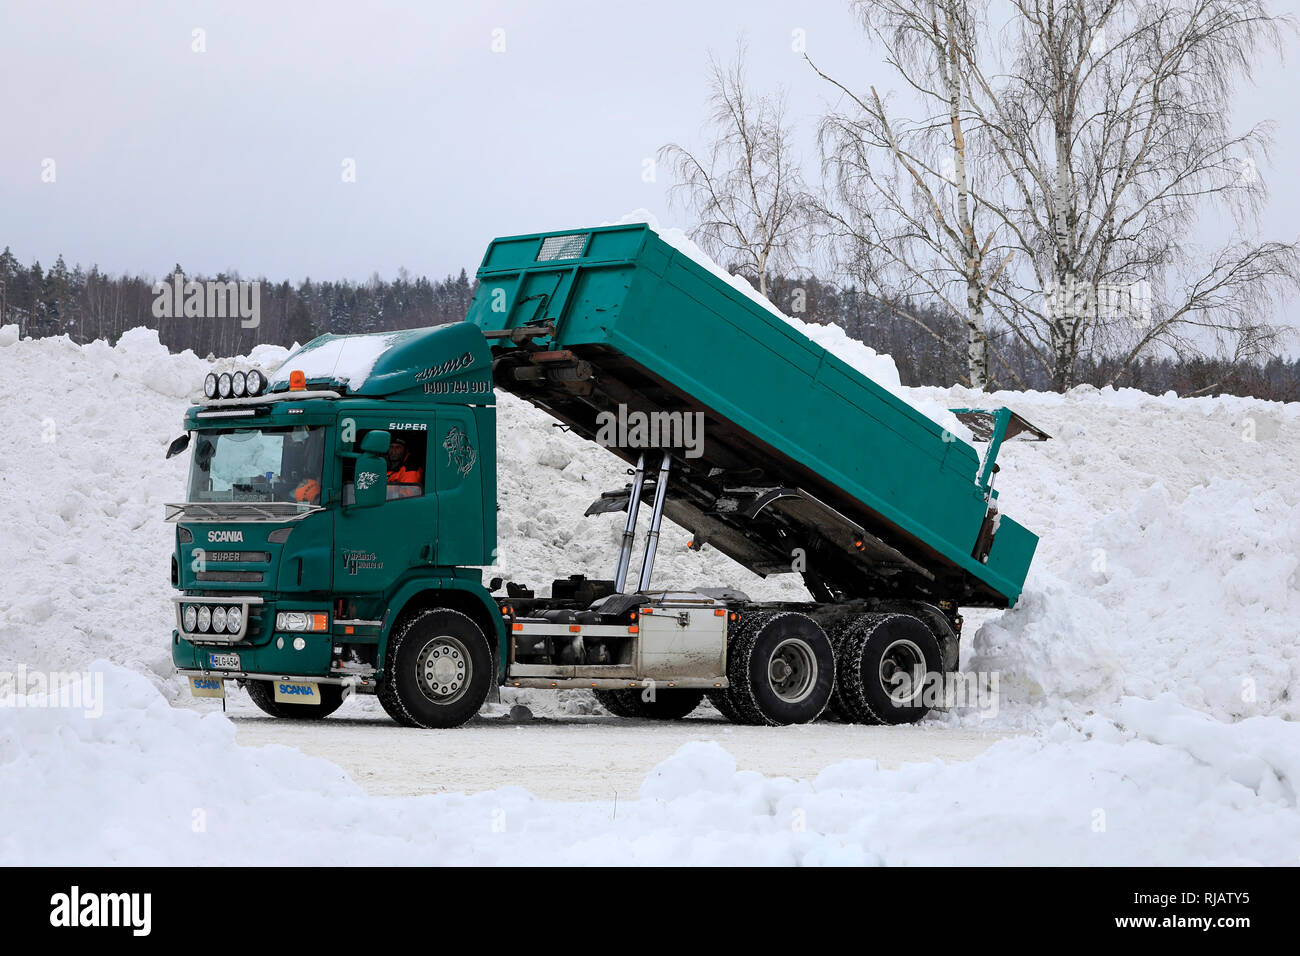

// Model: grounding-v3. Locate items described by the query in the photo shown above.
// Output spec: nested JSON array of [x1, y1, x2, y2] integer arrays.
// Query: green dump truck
[[168, 223, 1045, 728]]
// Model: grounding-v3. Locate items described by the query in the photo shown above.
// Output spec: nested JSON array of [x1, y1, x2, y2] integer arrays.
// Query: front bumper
[[176, 667, 367, 687]]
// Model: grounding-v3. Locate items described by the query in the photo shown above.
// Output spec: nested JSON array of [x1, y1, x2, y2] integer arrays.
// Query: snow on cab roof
[[268, 331, 406, 390]]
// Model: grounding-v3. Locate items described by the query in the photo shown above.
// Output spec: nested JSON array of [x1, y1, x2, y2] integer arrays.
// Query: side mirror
[[360, 430, 391, 455], [351, 455, 388, 508], [166, 434, 191, 459]]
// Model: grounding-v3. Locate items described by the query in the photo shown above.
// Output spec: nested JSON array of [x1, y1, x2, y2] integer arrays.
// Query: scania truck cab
[[169, 223, 1044, 729], [169, 322, 513, 727]]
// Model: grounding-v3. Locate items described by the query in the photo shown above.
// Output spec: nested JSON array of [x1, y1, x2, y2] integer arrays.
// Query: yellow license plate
[[189, 676, 226, 698], [273, 680, 321, 704]]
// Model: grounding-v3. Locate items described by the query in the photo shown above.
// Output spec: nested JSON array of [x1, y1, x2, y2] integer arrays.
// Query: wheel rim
[[878, 638, 926, 704], [415, 635, 471, 704], [768, 638, 818, 704]]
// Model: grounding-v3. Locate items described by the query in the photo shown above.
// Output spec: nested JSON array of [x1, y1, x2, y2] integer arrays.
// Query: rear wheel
[[706, 687, 745, 723], [824, 617, 862, 722], [245, 679, 344, 719], [595, 687, 705, 720], [837, 613, 942, 725], [378, 608, 493, 728], [723, 611, 835, 725]]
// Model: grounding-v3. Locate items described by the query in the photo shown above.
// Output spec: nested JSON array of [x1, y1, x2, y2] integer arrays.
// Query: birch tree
[[659, 43, 813, 299], [818, 0, 1297, 391], [957, 0, 1297, 389], [812, 0, 1007, 389]]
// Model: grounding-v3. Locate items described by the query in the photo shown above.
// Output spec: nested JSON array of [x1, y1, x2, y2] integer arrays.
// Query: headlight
[[203, 373, 218, 399], [183, 604, 198, 631], [246, 370, 265, 396], [211, 606, 227, 632], [225, 606, 242, 633], [197, 606, 212, 631], [217, 373, 232, 398], [275, 611, 328, 632], [232, 371, 247, 398]]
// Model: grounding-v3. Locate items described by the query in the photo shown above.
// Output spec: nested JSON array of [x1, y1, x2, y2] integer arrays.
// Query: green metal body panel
[[466, 223, 1039, 607]]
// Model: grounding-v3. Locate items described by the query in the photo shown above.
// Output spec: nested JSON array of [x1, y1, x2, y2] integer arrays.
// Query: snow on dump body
[[269, 331, 404, 390], [603, 210, 970, 442]]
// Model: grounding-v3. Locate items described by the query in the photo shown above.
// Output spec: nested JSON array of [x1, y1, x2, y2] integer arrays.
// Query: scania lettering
[[168, 224, 1046, 728]]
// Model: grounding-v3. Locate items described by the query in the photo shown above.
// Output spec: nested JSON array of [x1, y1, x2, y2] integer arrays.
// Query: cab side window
[[342, 428, 428, 502], [384, 429, 427, 499]]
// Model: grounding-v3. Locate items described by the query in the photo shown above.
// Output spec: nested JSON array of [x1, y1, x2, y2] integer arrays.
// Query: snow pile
[[931, 384, 1300, 728], [973, 480, 1300, 724], [0, 328, 212, 692], [2, 663, 1297, 865]]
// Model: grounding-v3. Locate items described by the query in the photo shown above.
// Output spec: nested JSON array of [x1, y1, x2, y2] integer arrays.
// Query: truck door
[[432, 407, 488, 566], [334, 415, 438, 592]]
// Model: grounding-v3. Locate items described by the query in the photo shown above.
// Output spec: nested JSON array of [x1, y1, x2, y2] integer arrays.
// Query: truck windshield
[[187, 427, 325, 503]]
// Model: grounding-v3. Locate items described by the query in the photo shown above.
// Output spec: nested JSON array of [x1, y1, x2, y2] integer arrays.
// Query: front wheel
[[245, 679, 344, 719], [378, 608, 493, 728]]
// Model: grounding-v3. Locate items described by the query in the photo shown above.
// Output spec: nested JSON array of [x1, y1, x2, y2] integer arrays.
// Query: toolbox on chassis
[[168, 223, 1046, 728]]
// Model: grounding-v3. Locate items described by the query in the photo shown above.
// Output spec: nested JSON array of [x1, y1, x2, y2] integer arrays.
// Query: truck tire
[[377, 608, 493, 729], [724, 611, 835, 725], [706, 688, 745, 723], [824, 618, 863, 722], [595, 687, 704, 719], [837, 613, 942, 725], [708, 611, 767, 724], [245, 679, 344, 720]]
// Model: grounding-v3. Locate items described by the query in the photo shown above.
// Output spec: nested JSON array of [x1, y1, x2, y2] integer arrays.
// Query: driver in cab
[[386, 434, 424, 499]]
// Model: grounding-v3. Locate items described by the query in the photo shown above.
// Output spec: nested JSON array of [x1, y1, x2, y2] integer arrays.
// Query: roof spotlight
[[203, 373, 219, 399], [232, 371, 247, 398], [246, 369, 266, 396], [217, 373, 233, 398]]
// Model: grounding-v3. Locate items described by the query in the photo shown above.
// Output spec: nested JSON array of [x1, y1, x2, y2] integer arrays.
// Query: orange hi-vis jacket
[[388, 464, 423, 485]]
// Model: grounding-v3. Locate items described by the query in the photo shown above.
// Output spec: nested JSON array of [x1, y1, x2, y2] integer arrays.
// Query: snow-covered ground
[[1, 283, 1298, 863]]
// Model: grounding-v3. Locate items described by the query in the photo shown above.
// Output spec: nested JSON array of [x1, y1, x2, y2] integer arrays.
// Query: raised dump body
[[466, 223, 1039, 608]]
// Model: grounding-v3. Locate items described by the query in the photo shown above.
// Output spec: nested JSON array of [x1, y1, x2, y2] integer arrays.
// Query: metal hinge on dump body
[[949, 407, 1051, 497], [950, 407, 1050, 563]]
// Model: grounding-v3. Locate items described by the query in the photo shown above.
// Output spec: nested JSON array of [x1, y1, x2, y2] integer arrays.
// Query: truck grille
[[196, 571, 265, 583]]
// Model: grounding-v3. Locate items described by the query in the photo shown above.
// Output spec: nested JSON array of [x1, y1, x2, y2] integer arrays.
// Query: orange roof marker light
[[289, 370, 306, 391]]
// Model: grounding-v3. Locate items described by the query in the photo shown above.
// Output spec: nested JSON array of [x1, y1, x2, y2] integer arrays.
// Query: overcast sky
[[3, 0, 1297, 302]]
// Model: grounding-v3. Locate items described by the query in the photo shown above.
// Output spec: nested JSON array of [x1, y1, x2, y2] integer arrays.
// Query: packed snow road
[[226, 694, 1012, 800]]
